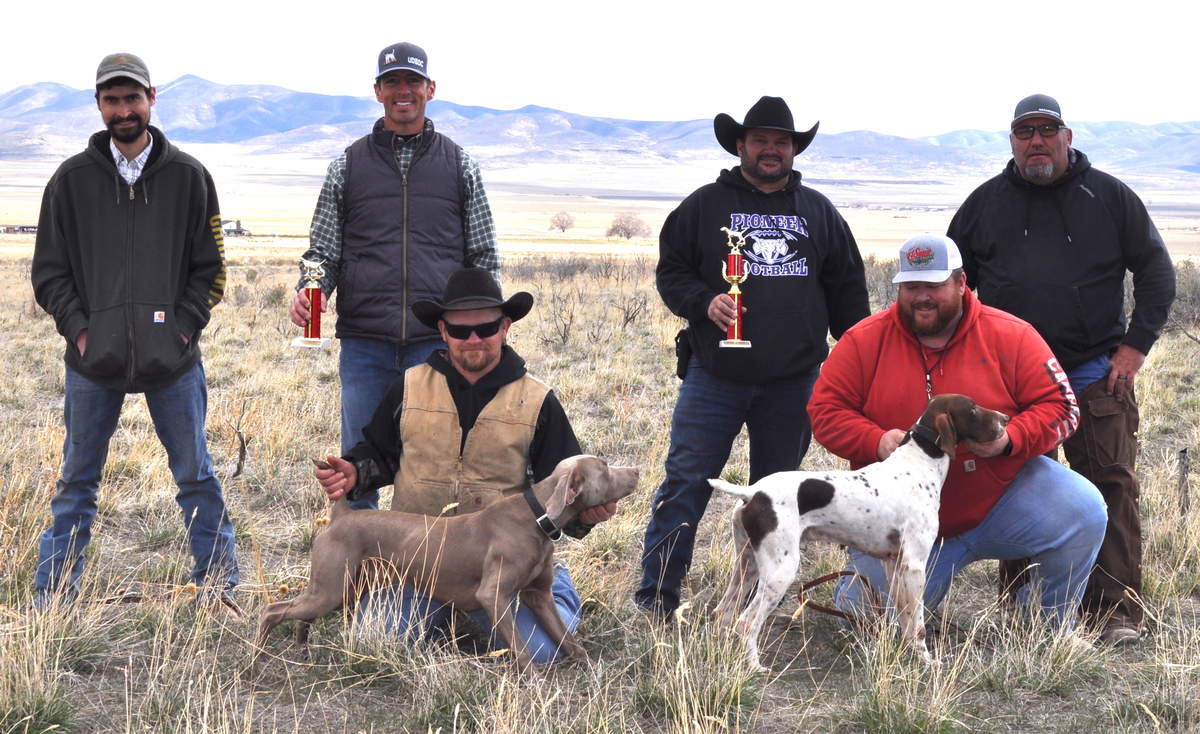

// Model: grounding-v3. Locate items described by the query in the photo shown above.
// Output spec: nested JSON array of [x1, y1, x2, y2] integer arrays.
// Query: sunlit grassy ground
[[1, 249, 1198, 733]]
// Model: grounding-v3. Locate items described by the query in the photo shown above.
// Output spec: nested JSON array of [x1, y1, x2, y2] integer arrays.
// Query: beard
[[107, 114, 149, 144], [1021, 160, 1056, 183], [449, 343, 499, 374], [899, 299, 962, 338], [740, 153, 790, 183]]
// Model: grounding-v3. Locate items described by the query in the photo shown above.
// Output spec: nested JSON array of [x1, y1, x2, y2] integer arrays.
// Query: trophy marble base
[[291, 336, 332, 349], [719, 339, 752, 349]]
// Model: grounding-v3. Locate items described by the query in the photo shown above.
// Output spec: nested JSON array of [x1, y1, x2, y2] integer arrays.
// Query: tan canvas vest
[[394, 364, 550, 516]]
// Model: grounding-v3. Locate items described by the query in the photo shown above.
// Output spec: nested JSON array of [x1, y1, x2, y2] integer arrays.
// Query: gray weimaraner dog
[[255, 454, 639, 667]]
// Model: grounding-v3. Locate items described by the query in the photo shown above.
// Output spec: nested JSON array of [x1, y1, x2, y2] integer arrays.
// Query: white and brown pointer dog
[[709, 394, 1008, 669], [255, 454, 639, 668]]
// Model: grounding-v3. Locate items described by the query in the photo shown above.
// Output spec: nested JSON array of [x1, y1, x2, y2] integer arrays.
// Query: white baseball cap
[[893, 234, 963, 284]]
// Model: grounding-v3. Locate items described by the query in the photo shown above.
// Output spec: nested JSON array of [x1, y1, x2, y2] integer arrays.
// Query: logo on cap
[[906, 247, 935, 266], [407, 56, 424, 68], [384, 50, 397, 64]]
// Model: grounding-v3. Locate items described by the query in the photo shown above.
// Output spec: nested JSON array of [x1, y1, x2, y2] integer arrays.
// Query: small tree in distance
[[606, 212, 651, 240], [549, 211, 575, 233]]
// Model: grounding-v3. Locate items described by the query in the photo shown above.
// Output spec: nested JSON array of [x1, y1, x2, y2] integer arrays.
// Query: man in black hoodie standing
[[948, 94, 1176, 644], [31, 53, 238, 608], [635, 97, 870, 619]]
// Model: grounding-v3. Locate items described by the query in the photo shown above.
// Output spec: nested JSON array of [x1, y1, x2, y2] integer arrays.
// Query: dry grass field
[[2, 232, 1200, 732]]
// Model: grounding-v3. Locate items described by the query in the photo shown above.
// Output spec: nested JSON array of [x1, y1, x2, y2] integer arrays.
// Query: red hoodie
[[808, 289, 1079, 538]]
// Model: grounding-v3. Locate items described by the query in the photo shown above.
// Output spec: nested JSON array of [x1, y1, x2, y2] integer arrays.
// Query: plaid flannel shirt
[[109, 136, 153, 185], [299, 118, 499, 294]]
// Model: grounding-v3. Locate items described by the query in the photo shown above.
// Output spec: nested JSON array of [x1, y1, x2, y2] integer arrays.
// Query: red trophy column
[[720, 227, 751, 348], [292, 258, 332, 349]]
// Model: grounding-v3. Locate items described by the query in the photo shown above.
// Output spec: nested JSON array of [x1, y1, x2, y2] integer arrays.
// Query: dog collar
[[523, 488, 562, 540], [909, 423, 943, 455]]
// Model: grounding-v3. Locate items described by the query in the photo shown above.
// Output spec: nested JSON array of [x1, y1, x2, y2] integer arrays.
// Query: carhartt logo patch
[[907, 247, 935, 266], [153, 311, 165, 323], [963, 459, 976, 472]]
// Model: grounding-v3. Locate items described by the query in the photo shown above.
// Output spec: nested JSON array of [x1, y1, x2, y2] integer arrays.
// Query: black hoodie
[[32, 125, 226, 392], [948, 150, 1175, 370], [656, 167, 870, 383]]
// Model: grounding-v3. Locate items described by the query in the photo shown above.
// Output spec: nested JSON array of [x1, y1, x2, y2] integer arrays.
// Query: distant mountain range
[[3, 75, 1199, 180]]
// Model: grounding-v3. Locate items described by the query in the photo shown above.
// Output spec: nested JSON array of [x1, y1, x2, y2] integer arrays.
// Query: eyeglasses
[[1012, 123, 1066, 140], [442, 317, 504, 340]]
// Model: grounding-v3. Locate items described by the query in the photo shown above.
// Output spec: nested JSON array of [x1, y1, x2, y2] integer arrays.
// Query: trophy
[[292, 258, 331, 349], [719, 227, 751, 348]]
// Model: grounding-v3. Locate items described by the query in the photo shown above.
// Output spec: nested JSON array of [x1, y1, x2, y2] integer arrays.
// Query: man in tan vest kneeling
[[315, 267, 617, 662]]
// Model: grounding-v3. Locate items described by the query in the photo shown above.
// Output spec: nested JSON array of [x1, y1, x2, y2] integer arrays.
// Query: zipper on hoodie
[[126, 181, 137, 387], [401, 169, 409, 344]]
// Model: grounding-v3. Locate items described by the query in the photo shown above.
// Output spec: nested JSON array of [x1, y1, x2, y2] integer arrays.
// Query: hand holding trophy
[[719, 227, 751, 348], [292, 258, 332, 349]]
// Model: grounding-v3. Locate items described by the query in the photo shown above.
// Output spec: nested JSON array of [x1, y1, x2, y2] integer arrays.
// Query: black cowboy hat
[[411, 267, 533, 329], [713, 96, 819, 157]]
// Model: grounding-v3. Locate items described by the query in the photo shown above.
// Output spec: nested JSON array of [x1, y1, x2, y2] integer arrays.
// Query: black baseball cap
[[376, 42, 429, 80]]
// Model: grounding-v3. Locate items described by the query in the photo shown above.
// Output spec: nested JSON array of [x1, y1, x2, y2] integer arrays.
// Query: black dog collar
[[909, 423, 944, 455], [523, 487, 562, 540]]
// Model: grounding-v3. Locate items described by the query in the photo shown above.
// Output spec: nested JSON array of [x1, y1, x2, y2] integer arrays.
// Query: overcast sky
[[5, 0, 1197, 137]]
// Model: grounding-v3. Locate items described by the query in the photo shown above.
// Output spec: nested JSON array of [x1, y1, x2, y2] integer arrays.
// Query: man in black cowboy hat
[[314, 267, 616, 661], [636, 96, 870, 619]]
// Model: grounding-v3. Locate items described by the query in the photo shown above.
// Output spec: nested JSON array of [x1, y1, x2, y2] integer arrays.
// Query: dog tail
[[707, 478, 756, 501]]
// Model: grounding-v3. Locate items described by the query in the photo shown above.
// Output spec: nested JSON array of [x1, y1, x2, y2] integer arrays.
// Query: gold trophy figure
[[292, 258, 332, 349], [719, 227, 751, 348]]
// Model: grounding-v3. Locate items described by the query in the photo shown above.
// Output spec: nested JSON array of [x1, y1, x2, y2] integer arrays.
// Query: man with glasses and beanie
[[948, 94, 1176, 644], [313, 267, 618, 663], [635, 96, 870, 620], [31, 52, 238, 609], [290, 42, 499, 511]]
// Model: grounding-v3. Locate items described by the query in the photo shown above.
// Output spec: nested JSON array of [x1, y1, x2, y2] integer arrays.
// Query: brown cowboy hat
[[411, 267, 533, 329], [714, 96, 819, 157]]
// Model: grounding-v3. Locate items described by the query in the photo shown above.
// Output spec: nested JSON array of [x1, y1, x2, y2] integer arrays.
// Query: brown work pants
[[999, 379, 1142, 626]]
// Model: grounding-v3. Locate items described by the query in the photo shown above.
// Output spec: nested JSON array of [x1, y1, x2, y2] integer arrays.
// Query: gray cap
[[1012, 93, 1064, 127], [376, 42, 429, 80], [96, 52, 151, 88], [893, 234, 963, 284]]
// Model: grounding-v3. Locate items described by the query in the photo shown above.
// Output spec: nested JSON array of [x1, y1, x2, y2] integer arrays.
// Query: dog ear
[[544, 465, 584, 520], [934, 413, 957, 456]]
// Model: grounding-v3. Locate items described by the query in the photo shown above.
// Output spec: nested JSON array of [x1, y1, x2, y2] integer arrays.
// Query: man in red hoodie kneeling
[[808, 233, 1106, 630]]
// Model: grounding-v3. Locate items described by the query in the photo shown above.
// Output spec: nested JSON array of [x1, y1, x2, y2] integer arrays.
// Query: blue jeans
[[35, 363, 239, 596], [354, 565, 583, 664], [339, 337, 445, 509], [834, 456, 1106, 626], [636, 358, 819, 614]]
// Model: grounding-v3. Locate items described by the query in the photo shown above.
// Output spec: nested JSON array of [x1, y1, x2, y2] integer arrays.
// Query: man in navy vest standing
[[290, 42, 499, 509]]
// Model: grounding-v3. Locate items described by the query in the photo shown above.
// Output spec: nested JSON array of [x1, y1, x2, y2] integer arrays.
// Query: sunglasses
[[1012, 123, 1066, 140], [442, 317, 504, 340]]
